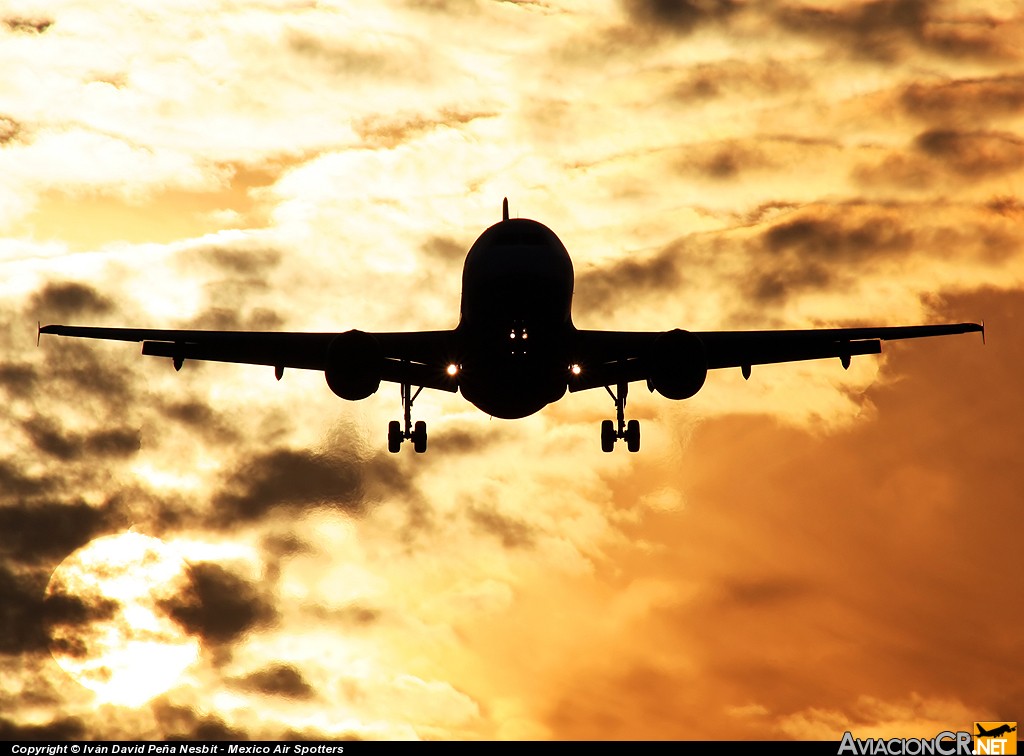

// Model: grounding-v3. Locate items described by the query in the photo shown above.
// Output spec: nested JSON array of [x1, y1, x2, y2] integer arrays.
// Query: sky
[[1, 0, 1022, 741]]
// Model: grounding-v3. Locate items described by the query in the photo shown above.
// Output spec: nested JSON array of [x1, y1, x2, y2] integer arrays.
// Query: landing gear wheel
[[388, 420, 403, 454], [601, 419, 616, 453], [412, 420, 428, 454], [624, 419, 641, 453]]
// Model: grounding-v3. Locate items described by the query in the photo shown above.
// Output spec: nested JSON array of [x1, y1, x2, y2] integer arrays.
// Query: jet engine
[[647, 329, 707, 400], [325, 330, 382, 400]]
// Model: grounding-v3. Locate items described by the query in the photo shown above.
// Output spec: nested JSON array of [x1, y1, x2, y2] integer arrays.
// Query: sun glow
[[45, 532, 200, 706]]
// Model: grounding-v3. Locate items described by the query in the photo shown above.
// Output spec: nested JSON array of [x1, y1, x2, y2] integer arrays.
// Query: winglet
[[502, 197, 509, 222], [981, 318, 986, 345], [36, 321, 41, 347]]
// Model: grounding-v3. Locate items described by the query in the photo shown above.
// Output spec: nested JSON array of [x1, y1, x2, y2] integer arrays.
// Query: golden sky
[[2, 0, 1022, 741]]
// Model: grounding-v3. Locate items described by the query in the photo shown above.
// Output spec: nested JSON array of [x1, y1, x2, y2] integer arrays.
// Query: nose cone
[[460, 218, 574, 325]]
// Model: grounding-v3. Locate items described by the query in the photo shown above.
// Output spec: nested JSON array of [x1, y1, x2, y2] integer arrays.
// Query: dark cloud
[[624, 0, 740, 34], [181, 244, 282, 275], [3, 17, 53, 34], [182, 306, 284, 331], [691, 141, 773, 179], [746, 263, 833, 305], [354, 108, 497, 149], [425, 425, 505, 454], [421, 235, 467, 262], [0, 460, 51, 500], [0, 501, 118, 564], [741, 209, 919, 304], [233, 663, 315, 699], [212, 447, 363, 524], [575, 248, 684, 317], [306, 604, 381, 627], [159, 562, 277, 645], [158, 399, 240, 444], [0, 563, 119, 659], [673, 59, 809, 101], [0, 362, 36, 397], [914, 129, 1024, 178], [287, 29, 429, 81], [468, 505, 536, 549], [719, 576, 811, 607], [776, 0, 1016, 62], [42, 587, 121, 659], [0, 716, 85, 740], [42, 340, 136, 403], [29, 282, 114, 320], [153, 702, 246, 741], [762, 214, 914, 260], [0, 566, 49, 655], [900, 76, 1024, 124], [21, 417, 140, 461], [0, 115, 21, 144]]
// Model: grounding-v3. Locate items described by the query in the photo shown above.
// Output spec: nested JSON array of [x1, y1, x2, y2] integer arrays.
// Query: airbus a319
[[40, 199, 984, 453]]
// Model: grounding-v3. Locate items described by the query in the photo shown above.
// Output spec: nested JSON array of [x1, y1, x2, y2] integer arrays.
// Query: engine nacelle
[[647, 329, 708, 400], [325, 330, 382, 400]]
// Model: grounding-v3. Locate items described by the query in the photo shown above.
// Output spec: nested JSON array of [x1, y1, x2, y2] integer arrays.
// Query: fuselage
[[456, 217, 576, 418]]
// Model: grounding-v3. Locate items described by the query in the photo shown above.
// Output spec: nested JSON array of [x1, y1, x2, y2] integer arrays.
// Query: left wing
[[38, 324, 459, 391], [568, 322, 984, 392]]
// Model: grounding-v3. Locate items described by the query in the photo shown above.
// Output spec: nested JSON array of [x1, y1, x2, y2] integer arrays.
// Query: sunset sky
[[2, 0, 1022, 741]]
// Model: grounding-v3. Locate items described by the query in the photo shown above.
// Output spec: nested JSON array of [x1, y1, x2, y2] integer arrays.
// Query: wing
[[38, 324, 459, 392], [568, 322, 984, 392]]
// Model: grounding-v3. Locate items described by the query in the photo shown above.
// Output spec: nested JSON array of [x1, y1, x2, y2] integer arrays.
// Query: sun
[[45, 531, 200, 706]]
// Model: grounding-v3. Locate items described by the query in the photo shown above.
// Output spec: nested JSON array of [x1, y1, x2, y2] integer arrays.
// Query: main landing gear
[[388, 383, 427, 453], [601, 382, 640, 453]]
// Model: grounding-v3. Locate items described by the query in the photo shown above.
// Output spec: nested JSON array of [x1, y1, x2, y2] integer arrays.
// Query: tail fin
[[502, 197, 509, 222]]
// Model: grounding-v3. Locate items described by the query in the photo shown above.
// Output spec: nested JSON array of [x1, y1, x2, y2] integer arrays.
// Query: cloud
[[467, 504, 537, 549], [153, 702, 247, 741], [159, 562, 277, 646], [210, 447, 365, 525], [3, 17, 53, 34], [21, 417, 141, 461], [914, 129, 1024, 177], [574, 248, 685, 317], [157, 400, 240, 445], [775, 0, 1020, 62], [672, 59, 810, 101], [0, 716, 85, 740], [0, 501, 119, 565], [353, 108, 497, 150], [233, 663, 316, 700], [29, 282, 114, 320], [900, 76, 1024, 124], [623, 0, 741, 34]]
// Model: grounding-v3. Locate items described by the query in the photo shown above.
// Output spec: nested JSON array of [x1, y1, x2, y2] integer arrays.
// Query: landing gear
[[601, 382, 640, 453], [389, 383, 427, 453]]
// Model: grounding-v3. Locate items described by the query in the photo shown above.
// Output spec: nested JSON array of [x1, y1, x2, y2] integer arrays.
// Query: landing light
[[571, 364, 582, 376], [446, 364, 459, 376]]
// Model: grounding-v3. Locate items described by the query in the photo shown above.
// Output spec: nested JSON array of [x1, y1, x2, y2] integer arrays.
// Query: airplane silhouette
[[40, 199, 984, 453], [977, 724, 1017, 738]]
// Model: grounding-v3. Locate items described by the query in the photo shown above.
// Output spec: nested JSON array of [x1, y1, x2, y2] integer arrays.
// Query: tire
[[625, 419, 640, 453], [412, 420, 428, 454], [388, 420, 403, 453], [601, 419, 615, 453]]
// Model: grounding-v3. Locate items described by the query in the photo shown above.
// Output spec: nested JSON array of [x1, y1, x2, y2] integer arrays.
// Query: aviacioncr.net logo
[[838, 730, 973, 755]]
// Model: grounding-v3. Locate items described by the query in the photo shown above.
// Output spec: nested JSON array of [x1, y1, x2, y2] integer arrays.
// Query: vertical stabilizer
[[502, 197, 509, 222]]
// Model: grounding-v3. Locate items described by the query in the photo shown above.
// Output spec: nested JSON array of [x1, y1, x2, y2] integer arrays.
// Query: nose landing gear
[[388, 383, 427, 453], [601, 382, 640, 453]]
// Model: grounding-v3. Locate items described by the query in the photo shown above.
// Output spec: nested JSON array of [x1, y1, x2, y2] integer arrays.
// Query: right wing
[[38, 325, 460, 391]]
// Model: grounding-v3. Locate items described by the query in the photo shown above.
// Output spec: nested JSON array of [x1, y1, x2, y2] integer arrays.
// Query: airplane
[[40, 199, 984, 453], [977, 724, 1016, 739]]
